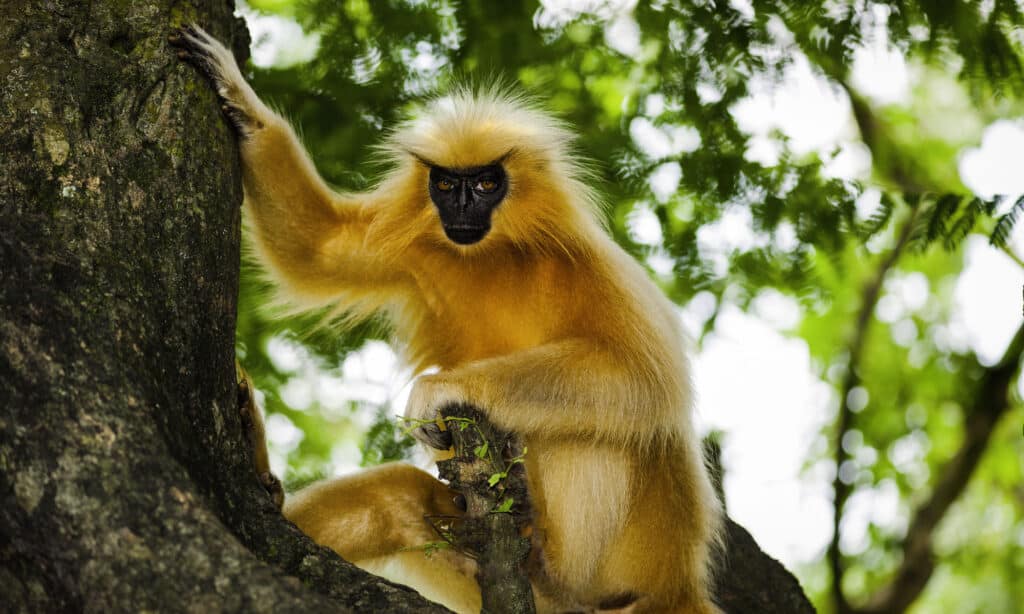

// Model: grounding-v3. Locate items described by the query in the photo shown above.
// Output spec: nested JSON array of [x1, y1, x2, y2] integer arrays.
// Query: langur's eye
[[436, 179, 455, 192], [475, 179, 498, 193]]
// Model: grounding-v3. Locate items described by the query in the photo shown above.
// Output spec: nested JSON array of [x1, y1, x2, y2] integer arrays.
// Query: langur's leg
[[284, 464, 481, 614], [234, 363, 478, 611], [282, 463, 462, 561], [592, 448, 723, 614]]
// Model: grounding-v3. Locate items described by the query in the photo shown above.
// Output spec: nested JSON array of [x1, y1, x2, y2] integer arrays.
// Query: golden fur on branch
[[174, 25, 723, 614]]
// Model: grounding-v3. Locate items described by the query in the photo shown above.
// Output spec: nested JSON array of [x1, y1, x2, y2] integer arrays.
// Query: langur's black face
[[428, 163, 508, 245]]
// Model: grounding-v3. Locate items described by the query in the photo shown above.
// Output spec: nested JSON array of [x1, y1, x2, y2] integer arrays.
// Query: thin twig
[[997, 241, 1024, 270]]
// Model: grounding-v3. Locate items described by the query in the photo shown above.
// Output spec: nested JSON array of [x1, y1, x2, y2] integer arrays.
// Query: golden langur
[[173, 25, 723, 614]]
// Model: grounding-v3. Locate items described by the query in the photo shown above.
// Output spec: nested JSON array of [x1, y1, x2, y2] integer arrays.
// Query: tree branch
[[855, 322, 1024, 614], [435, 404, 536, 614], [830, 205, 920, 614]]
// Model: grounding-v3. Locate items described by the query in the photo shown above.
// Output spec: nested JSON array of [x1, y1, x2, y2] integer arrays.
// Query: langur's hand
[[168, 25, 266, 136], [406, 375, 468, 450]]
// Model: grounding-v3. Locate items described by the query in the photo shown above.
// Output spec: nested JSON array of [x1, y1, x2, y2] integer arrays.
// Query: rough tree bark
[[0, 2, 814, 613], [0, 2, 444, 611]]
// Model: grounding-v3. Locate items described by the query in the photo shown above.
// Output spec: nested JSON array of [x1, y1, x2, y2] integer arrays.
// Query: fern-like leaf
[[944, 197, 984, 250], [990, 194, 1024, 248], [926, 194, 963, 244], [859, 192, 894, 239]]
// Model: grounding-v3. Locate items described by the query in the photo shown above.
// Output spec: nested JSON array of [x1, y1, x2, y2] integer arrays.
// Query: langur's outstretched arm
[[408, 339, 684, 444], [170, 26, 409, 302]]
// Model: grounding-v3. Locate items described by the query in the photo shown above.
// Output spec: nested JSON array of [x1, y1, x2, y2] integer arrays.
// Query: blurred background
[[231, 1, 1024, 612]]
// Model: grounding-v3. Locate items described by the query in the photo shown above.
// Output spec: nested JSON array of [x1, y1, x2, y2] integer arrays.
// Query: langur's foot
[[259, 471, 284, 508]]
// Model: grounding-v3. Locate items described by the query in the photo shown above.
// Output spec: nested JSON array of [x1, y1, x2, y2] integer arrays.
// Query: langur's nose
[[458, 182, 471, 213]]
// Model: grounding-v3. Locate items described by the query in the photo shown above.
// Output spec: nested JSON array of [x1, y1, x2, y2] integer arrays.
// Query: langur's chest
[[414, 260, 574, 359]]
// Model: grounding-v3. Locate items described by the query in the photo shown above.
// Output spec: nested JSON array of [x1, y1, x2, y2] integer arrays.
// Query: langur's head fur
[[369, 85, 605, 258]]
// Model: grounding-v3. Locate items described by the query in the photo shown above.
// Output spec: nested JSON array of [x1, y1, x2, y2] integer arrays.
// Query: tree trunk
[[0, 2, 444, 611], [0, 2, 814, 613]]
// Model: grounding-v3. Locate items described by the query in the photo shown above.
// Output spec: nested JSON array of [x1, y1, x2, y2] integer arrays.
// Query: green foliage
[[234, 2, 1024, 612], [492, 497, 515, 514], [991, 195, 1024, 248], [360, 410, 416, 466]]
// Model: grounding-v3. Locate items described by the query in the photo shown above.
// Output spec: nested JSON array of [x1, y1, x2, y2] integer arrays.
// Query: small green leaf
[[474, 442, 489, 459], [926, 193, 962, 243], [422, 542, 451, 558], [488, 472, 503, 487], [492, 497, 514, 513]]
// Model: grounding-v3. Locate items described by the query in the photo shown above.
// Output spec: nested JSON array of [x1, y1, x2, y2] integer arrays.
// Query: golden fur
[[180, 26, 723, 614]]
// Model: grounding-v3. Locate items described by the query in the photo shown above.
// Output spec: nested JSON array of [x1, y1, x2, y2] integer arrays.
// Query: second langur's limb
[[170, 26, 410, 303], [406, 338, 683, 444]]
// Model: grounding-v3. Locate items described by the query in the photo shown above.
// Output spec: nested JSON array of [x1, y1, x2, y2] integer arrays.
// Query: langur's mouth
[[443, 225, 490, 245]]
